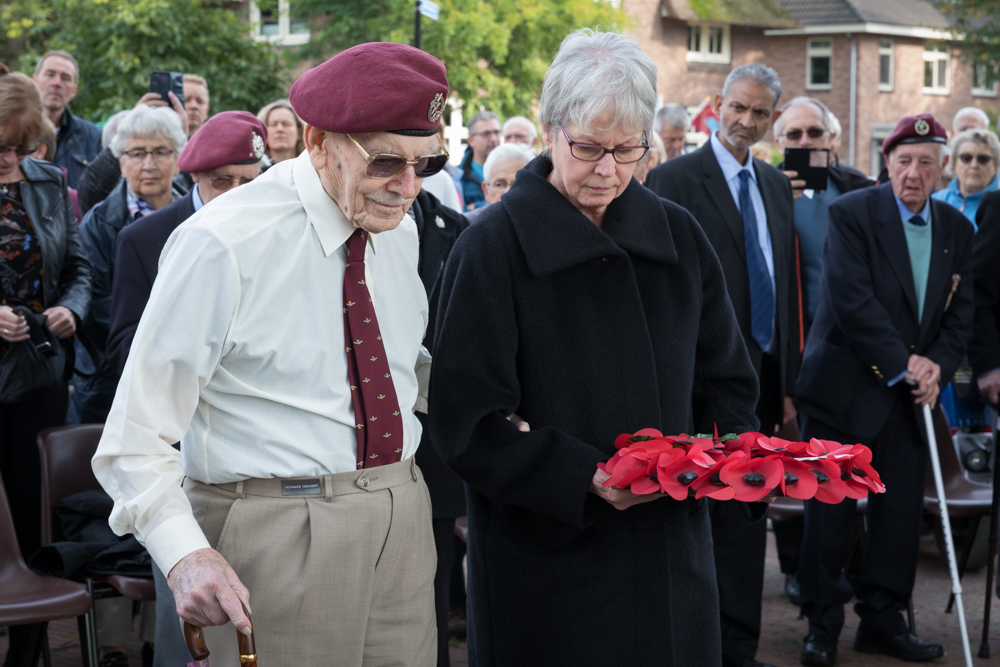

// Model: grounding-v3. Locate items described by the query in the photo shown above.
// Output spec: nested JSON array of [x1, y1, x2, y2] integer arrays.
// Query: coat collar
[[500, 155, 678, 277]]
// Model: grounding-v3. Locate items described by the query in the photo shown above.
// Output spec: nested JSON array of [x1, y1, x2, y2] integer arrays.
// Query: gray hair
[[950, 128, 1000, 169], [468, 111, 499, 136], [653, 103, 690, 133], [722, 64, 782, 108], [539, 28, 657, 138], [502, 115, 538, 140], [828, 111, 842, 138], [953, 107, 990, 132], [483, 142, 536, 182], [773, 96, 829, 138], [101, 110, 132, 148], [110, 105, 187, 157], [33, 50, 80, 82]]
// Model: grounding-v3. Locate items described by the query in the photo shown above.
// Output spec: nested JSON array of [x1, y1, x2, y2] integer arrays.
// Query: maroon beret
[[289, 42, 448, 137], [177, 111, 267, 174], [882, 113, 947, 156]]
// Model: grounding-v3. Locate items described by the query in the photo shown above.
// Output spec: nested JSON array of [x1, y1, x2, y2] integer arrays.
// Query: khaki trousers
[[184, 458, 437, 667]]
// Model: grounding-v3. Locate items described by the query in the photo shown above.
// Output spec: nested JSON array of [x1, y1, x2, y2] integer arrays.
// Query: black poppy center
[[677, 471, 698, 486], [810, 470, 830, 483], [743, 472, 766, 486]]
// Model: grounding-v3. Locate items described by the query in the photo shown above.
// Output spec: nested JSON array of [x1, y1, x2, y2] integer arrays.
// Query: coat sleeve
[[923, 219, 975, 385], [823, 199, 911, 382], [106, 229, 149, 375], [778, 177, 802, 395], [53, 178, 92, 321], [428, 226, 609, 529], [971, 193, 1000, 375]]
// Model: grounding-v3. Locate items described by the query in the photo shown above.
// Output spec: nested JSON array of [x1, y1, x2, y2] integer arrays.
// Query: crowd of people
[[2, 28, 1000, 667]]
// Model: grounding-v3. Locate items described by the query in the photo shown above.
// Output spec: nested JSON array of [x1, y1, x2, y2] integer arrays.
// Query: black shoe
[[854, 628, 943, 662], [785, 572, 802, 606], [99, 651, 129, 667], [801, 634, 837, 666]]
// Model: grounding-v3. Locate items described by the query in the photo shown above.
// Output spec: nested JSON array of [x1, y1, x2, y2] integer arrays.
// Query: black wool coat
[[428, 156, 760, 666], [971, 189, 1000, 376]]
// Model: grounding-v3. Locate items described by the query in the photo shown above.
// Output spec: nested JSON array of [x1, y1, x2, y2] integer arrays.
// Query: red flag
[[691, 99, 720, 135]]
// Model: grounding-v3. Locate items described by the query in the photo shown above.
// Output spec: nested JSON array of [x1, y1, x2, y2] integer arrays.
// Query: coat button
[[601, 256, 610, 263], [358, 476, 370, 488]]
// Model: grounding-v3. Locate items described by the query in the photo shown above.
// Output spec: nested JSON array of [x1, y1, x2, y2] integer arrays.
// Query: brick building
[[624, 0, 999, 176]]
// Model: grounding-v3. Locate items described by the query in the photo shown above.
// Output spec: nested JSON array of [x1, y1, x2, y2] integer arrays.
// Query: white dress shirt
[[93, 153, 431, 574]]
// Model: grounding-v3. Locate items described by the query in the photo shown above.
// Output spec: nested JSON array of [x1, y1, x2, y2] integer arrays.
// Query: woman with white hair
[[69, 105, 186, 424], [429, 28, 757, 665], [932, 128, 1000, 229]]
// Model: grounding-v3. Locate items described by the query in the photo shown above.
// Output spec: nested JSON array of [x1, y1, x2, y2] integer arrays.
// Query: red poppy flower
[[691, 452, 748, 501], [657, 444, 716, 500], [719, 455, 783, 502], [603, 450, 653, 489], [840, 445, 885, 494], [808, 458, 850, 504], [756, 435, 798, 455], [805, 437, 854, 458], [777, 457, 819, 499]]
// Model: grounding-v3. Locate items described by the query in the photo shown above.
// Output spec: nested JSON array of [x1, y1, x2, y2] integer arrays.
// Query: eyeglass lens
[[959, 153, 993, 165], [366, 154, 449, 179], [783, 128, 826, 141], [0, 144, 38, 157]]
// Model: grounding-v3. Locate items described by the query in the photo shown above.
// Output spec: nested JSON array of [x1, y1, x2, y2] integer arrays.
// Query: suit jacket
[[645, 140, 799, 422], [796, 183, 975, 439], [106, 192, 196, 375], [972, 189, 1000, 376]]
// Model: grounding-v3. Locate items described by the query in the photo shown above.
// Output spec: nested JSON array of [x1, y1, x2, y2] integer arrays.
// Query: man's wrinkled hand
[[589, 468, 663, 511], [978, 368, 1000, 404], [167, 548, 252, 635]]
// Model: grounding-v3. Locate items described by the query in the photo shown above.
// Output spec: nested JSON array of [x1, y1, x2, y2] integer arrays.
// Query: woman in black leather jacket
[[0, 71, 91, 667]]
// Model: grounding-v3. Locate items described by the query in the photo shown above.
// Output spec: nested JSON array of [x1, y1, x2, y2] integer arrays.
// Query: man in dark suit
[[645, 64, 798, 667], [107, 111, 266, 375], [795, 114, 974, 666], [105, 111, 266, 667], [972, 189, 1000, 401]]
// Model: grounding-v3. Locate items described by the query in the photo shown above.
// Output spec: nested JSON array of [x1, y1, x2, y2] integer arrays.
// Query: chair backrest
[[0, 475, 36, 585], [37, 424, 105, 545]]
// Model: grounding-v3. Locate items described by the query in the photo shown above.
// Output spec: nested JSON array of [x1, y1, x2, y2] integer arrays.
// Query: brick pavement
[[5, 528, 1000, 666]]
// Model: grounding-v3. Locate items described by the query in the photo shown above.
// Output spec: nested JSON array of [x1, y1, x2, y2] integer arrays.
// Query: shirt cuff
[[887, 369, 909, 387], [142, 512, 213, 578]]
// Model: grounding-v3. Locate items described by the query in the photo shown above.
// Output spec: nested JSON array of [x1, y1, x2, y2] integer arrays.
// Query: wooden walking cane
[[183, 602, 257, 667]]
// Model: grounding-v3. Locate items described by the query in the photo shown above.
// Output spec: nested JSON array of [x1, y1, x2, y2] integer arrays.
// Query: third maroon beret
[[289, 42, 449, 137], [882, 113, 947, 156], [178, 111, 267, 173]]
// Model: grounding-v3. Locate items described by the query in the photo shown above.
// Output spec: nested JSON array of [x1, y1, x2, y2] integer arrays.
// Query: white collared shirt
[[93, 153, 431, 574]]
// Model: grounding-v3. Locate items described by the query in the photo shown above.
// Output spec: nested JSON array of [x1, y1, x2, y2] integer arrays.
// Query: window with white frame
[[878, 39, 894, 91], [686, 23, 730, 64], [974, 62, 999, 97], [923, 44, 950, 94], [807, 39, 832, 90], [250, 0, 309, 46]]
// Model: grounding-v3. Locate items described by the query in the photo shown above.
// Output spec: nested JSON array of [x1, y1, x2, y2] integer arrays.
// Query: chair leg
[[907, 596, 917, 635], [40, 623, 51, 667], [946, 515, 981, 613], [81, 578, 99, 667]]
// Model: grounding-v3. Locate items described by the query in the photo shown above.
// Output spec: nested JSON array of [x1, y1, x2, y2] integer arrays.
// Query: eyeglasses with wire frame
[[347, 134, 450, 179], [559, 125, 649, 164], [0, 144, 40, 158]]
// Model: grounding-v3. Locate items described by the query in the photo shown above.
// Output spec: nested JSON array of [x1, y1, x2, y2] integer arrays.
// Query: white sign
[[420, 0, 439, 20]]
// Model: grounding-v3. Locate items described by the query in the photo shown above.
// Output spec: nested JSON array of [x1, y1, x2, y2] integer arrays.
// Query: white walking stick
[[922, 402, 973, 667]]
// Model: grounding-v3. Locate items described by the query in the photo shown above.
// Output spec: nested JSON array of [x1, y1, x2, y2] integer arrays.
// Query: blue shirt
[[709, 132, 775, 285], [931, 174, 999, 230], [192, 183, 205, 212], [793, 179, 841, 324]]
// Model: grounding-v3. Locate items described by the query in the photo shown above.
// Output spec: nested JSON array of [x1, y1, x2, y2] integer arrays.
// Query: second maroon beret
[[178, 111, 267, 173]]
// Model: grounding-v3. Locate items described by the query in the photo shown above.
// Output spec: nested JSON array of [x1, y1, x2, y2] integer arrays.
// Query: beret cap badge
[[428, 93, 445, 124], [914, 119, 930, 136], [252, 132, 265, 160]]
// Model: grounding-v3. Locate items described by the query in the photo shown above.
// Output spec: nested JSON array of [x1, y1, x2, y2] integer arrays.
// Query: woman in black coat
[[428, 29, 759, 666]]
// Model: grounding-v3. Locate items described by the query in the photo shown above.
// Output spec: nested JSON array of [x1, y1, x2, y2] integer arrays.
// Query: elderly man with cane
[[795, 114, 975, 666], [93, 42, 452, 666]]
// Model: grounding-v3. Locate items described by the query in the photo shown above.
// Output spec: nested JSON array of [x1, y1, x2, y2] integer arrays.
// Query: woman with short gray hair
[[429, 27, 757, 665], [933, 128, 1000, 228], [70, 104, 185, 424]]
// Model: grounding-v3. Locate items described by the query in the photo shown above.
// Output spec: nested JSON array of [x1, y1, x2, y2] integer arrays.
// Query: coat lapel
[[698, 142, 745, 261], [874, 184, 919, 320]]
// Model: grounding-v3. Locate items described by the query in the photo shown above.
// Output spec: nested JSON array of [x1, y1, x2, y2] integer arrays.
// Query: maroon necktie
[[343, 229, 405, 469]]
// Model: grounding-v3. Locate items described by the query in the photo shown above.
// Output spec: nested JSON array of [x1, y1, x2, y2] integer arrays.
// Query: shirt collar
[[893, 189, 931, 225], [292, 152, 376, 257], [192, 183, 204, 211], [710, 131, 755, 184]]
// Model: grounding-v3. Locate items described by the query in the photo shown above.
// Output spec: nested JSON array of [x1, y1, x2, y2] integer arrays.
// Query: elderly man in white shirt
[[93, 42, 452, 666]]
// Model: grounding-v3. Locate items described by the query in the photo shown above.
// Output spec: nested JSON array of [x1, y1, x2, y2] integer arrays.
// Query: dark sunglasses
[[0, 144, 39, 157], [780, 128, 827, 141], [347, 135, 450, 179], [959, 153, 993, 165]]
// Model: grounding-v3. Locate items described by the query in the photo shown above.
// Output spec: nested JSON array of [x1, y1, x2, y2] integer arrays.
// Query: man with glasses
[[465, 142, 535, 223], [457, 110, 501, 210], [646, 63, 798, 667], [93, 43, 449, 666]]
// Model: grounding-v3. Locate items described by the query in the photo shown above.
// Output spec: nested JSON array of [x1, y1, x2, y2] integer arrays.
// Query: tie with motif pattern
[[343, 229, 404, 468]]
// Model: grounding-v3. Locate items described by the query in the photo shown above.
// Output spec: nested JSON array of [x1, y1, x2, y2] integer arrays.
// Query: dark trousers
[[0, 383, 68, 663], [798, 397, 926, 642], [432, 517, 456, 667]]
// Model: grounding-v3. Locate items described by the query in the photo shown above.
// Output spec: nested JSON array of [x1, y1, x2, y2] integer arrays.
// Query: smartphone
[[784, 147, 830, 191], [149, 70, 185, 108]]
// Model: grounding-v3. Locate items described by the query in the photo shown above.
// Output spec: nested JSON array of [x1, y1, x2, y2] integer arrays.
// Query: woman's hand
[[43, 305, 76, 339], [0, 306, 29, 343], [589, 468, 663, 511]]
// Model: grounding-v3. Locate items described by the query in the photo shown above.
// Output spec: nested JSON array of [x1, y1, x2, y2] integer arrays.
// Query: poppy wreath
[[598, 427, 885, 503]]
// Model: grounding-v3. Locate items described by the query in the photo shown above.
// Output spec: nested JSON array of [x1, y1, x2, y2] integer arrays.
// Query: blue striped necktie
[[738, 170, 774, 351]]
